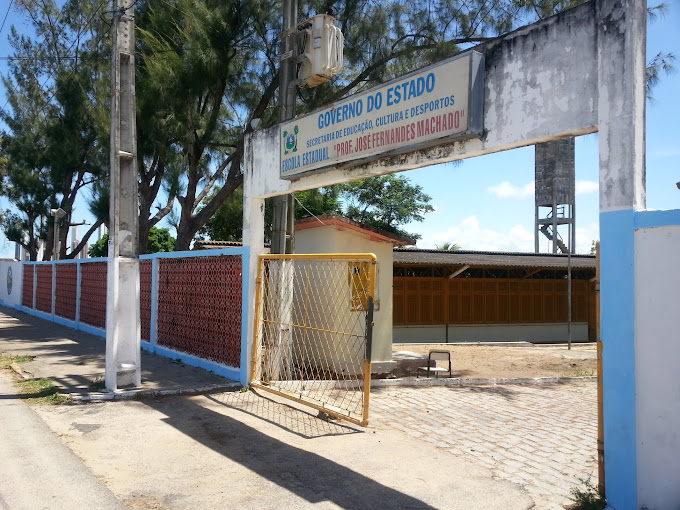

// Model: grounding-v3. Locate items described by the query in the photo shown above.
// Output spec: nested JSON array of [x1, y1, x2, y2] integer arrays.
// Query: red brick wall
[[157, 256, 241, 367]]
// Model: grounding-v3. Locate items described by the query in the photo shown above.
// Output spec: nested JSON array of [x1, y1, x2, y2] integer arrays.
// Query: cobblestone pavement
[[370, 382, 598, 509]]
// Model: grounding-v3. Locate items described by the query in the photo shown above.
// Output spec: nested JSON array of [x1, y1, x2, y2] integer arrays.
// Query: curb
[[371, 376, 598, 388], [5, 359, 242, 402], [69, 381, 242, 402]]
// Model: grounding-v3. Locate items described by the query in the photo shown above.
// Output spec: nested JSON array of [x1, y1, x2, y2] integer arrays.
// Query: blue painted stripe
[[32, 309, 54, 322], [78, 322, 106, 338], [23, 257, 107, 267], [140, 247, 248, 261], [54, 315, 77, 329], [600, 209, 637, 509], [145, 343, 240, 382], [634, 208, 680, 229]]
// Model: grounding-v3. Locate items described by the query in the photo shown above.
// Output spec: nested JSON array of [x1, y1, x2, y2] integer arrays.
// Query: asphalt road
[[0, 371, 124, 510]]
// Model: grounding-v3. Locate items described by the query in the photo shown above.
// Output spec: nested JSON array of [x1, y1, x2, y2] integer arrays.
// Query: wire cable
[[0, 0, 13, 39]]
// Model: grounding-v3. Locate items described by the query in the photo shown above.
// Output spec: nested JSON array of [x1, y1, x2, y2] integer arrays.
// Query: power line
[[0, 0, 13, 40], [1, 0, 110, 115]]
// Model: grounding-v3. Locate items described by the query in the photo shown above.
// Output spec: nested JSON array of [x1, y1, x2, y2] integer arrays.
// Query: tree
[[89, 227, 175, 257], [436, 242, 461, 251], [1, 0, 110, 260], [133, 0, 543, 251], [4, 0, 674, 256], [200, 175, 431, 241], [339, 175, 434, 239]]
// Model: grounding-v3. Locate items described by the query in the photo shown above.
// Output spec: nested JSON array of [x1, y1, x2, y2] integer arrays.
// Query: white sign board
[[280, 51, 484, 179]]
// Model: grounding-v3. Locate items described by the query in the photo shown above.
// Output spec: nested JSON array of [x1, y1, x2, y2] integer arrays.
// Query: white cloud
[[487, 181, 535, 199], [419, 216, 600, 254], [487, 179, 597, 198], [575, 180, 598, 194], [574, 223, 600, 254], [420, 216, 535, 252]]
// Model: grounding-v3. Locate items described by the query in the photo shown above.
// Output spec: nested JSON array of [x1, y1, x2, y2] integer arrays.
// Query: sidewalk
[[0, 307, 240, 397], [1, 308, 535, 510]]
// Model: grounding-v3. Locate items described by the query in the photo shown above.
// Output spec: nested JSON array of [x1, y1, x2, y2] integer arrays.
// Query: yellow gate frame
[[251, 253, 376, 426]]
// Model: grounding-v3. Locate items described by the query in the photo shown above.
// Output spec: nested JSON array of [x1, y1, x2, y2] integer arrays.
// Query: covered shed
[[392, 249, 597, 343]]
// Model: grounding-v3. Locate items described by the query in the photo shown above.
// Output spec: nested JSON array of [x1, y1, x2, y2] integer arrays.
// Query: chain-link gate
[[251, 254, 376, 426]]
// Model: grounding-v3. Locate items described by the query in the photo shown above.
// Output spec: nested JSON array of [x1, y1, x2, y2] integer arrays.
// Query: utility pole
[[271, 0, 298, 254], [106, 0, 141, 390]]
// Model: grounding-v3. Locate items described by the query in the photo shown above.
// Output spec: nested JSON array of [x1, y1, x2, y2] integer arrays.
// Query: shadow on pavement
[[144, 394, 437, 510], [0, 307, 234, 395], [207, 388, 361, 439]]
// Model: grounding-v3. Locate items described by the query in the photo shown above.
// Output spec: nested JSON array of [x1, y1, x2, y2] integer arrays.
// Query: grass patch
[[17, 378, 70, 405], [89, 376, 106, 391], [0, 353, 35, 369], [568, 477, 606, 510]]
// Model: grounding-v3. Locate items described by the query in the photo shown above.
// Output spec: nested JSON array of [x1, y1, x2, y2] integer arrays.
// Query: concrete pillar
[[597, 0, 646, 508], [242, 134, 267, 385], [106, 0, 141, 390]]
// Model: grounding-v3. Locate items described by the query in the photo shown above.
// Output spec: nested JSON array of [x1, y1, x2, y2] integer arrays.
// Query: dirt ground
[[392, 342, 597, 379]]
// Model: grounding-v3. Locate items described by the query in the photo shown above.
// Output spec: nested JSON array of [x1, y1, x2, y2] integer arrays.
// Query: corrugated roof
[[393, 249, 596, 269]]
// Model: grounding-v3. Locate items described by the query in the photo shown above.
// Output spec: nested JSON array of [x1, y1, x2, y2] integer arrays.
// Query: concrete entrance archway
[[243, 2, 680, 508]]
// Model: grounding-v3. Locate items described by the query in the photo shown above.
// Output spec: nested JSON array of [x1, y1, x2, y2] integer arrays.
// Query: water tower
[[535, 138, 575, 254]]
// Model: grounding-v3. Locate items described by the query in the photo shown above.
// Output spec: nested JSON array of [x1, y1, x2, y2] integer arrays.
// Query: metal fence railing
[[251, 254, 376, 426]]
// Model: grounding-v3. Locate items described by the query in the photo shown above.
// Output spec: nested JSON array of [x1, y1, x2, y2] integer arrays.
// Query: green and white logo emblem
[[282, 125, 299, 155], [7, 266, 12, 295]]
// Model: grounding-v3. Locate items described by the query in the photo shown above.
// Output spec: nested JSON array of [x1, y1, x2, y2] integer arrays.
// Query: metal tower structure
[[535, 138, 576, 254]]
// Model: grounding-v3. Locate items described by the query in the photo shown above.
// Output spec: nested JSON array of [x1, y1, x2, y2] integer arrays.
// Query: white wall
[[0, 260, 23, 309], [295, 226, 394, 364], [394, 323, 589, 344], [634, 224, 680, 509]]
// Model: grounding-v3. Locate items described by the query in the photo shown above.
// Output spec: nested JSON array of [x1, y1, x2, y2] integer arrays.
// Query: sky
[[0, 1, 678, 258]]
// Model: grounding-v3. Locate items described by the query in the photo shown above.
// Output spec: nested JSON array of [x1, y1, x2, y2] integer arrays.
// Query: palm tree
[[435, 242, 461, 251]]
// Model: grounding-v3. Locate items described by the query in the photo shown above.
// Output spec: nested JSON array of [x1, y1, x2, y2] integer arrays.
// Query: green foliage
[[339, 175, 434, 240], [569, 477, 606, 510], [88, 235, 107, 258], [17, 378, 70, 405], [2, 0, 674, 256], [0, 353, 35, 369], [198, 187, 246, 242], [435, 242, 461, 251], [295, 188, 342, 219], [89, 376, 105, 391], [147, 227, 176, 254], [201, 174, 430, 242], [1, 0, 110, 260], [88, 227, 175, 257]]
